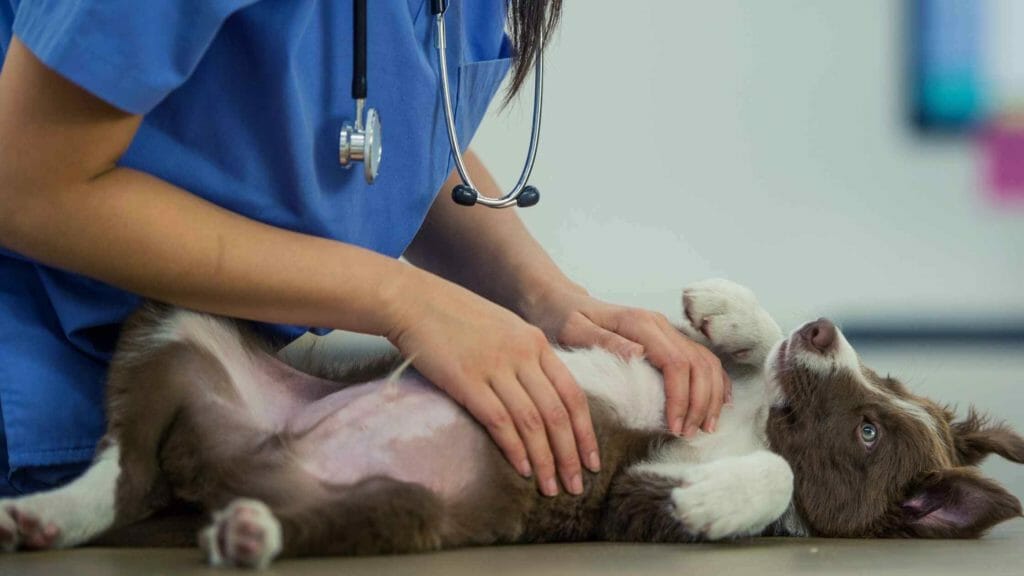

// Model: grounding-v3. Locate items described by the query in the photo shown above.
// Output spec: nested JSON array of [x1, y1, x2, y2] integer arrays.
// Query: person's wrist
[[517, 274, 589, 329], [375, 261, 431, 344]]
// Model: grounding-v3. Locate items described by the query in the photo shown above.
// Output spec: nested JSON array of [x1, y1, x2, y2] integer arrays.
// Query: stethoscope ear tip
[[451, 184, 540, 208], [451, 185, 479, 206], [516, 186, 540, 208]]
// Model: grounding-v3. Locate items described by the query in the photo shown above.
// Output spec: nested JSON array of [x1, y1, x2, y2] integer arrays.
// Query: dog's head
[[765, 319, 1024, 538]]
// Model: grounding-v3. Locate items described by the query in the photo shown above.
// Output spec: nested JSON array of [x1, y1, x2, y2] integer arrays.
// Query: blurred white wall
[[472, 0, 1024, 331]]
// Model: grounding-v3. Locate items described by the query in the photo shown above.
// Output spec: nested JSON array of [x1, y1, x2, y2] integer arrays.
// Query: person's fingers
[[724, 372, 734, 405], [490, 375, 560, 497], [541, 349, 601, 473], [679, 349, 713, 436], [518, 365, 584, 496], [653, 316, 726, 435], [595, 309, 698, 436], [574, 306, 730, 437], [627, 320, 691, 435], [703, 351, 726, 433], [661, 358, 690, 436], [557, 313, 644, 359], [460, 383, 533, 480]]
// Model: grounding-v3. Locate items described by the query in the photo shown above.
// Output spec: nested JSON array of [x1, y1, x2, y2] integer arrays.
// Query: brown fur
[[94, 305, 686, 556], [84, 304, 1024, 556], [767, 354, 1024, 538]]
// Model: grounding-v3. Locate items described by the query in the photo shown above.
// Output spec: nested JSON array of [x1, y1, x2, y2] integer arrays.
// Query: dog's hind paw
[[0, 500, 62, 552], [201, 498, 282, 570]]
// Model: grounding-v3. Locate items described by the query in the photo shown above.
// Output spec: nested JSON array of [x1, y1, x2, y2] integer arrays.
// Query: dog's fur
[[1, 280, 1021, 568]]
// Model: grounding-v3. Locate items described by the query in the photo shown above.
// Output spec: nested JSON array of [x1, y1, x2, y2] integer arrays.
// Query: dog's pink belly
[[284, 375, 489, 501]]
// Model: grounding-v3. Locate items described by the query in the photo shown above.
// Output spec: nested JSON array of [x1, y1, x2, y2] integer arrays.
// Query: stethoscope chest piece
[[340, 104, 382, 184], [338, 0, 544, 205], [338, 0, 380, 184]]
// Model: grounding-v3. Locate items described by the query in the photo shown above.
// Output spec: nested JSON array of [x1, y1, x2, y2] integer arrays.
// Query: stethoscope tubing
[[343, 0, 545, 208], [433, 4, 544, 208]]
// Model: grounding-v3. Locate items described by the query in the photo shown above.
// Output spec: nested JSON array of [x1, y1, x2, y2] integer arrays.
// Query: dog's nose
[[799, 318, 836, 352]]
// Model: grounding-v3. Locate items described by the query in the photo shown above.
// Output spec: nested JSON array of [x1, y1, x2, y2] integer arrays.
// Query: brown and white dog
[[1, 279, 1021, 568]]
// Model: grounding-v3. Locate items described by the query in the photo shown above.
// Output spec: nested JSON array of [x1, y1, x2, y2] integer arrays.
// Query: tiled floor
[[2, 344, 1022, 575]]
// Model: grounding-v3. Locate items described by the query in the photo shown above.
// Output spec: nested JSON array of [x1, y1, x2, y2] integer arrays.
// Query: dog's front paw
[[201, 498, 282, 570], [670, 452, 793, 540], [681, 279, 781, 365], [0, 498, 63, 552]]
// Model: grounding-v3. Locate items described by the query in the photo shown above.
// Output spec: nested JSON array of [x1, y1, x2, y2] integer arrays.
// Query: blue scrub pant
[[0, 404, 88, 496]]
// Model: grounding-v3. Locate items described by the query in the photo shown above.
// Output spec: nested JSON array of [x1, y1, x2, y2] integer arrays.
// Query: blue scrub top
[[0, 0, 512, 494]]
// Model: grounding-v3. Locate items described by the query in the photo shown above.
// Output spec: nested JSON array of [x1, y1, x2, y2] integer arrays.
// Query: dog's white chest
[[558, 348, 669, 431]]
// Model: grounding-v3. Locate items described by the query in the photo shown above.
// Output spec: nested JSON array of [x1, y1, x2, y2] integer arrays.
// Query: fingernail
[[672, 417, 684, 436], [518, 459, 533, 478], [542, 478, 559, 497], [684, 424, 699, 438], [587, 450, 601, 472], [570, 474, 584, 495], [706, 416, 718, 433]]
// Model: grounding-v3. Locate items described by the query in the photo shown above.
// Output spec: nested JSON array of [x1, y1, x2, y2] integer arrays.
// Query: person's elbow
[[0, 149, 81, 257], [0, 160, 37, 252]]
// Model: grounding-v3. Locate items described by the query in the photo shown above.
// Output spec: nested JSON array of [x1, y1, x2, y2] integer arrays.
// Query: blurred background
[[469, 0, 1024, 492], [474, 0, 1023, 330]]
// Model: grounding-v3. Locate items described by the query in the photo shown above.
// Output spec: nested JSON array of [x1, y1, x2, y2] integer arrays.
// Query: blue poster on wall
[[909, 0, 985, 131]]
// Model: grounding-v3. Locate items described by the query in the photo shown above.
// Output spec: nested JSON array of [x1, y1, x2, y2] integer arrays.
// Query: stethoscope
[[339, 0, 543, 209]]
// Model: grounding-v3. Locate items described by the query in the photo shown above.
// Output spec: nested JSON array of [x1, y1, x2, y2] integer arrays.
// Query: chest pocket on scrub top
[[444, 51, 512, 175], [405, 0, 512, 185]]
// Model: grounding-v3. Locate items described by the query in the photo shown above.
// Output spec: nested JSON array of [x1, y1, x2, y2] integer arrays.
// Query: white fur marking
[[0, 445, 120, 551], [635, 452, 794, 540], [557, 348, 668, 432], [786, 324, 940, 437]]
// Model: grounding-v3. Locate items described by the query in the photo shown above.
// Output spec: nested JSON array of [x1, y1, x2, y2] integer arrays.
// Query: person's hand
[[384, 269, 599, 497], [523, 286, 731, 437]]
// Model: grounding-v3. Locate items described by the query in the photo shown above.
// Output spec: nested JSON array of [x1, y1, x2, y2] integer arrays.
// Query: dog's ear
[[951, 408, 1024, 466], [895, 468, 1022, 538]]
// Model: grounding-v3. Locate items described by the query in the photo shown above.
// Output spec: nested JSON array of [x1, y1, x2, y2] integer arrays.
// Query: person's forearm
[[0, 165, 414, 336], [405, 150, 584, 321], [0, 37, 423, 336]]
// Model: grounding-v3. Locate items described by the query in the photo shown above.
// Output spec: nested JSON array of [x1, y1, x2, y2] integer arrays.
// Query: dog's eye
[[860, 422, 879, 445]]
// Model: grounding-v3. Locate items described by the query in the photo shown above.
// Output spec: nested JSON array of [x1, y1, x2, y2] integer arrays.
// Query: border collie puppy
[[1, 279, 1021, 568]]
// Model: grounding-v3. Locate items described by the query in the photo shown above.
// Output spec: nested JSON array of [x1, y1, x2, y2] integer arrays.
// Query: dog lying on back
[[1, 279, 1021, 568]]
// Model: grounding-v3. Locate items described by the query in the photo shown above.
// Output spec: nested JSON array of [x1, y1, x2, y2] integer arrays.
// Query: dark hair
[[506, 0, 562, 102]]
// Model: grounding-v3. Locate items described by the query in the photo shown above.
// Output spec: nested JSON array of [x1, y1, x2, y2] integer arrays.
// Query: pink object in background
[[982, 119, 1024, 206]]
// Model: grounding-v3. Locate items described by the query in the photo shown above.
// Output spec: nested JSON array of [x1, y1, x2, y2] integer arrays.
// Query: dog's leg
[[679, 279, 783, 366], [199, 477, 448, 568], [0, 444, 120, 551], [604, 451, 793, 542], [600, 468, 701, 543]]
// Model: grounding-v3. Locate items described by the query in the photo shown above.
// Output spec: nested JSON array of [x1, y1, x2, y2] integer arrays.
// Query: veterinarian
[[0, 1, 728, 498]]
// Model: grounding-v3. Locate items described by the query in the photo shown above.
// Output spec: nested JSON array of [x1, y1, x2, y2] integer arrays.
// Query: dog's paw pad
[[201, 499, 282, 569], [0, 504, 61, 552], [681, 279, 776, 363]]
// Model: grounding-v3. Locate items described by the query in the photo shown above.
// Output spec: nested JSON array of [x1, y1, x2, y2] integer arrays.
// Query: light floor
[[1, 343, 1021, 576], [2, 521, 1022, 576]]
